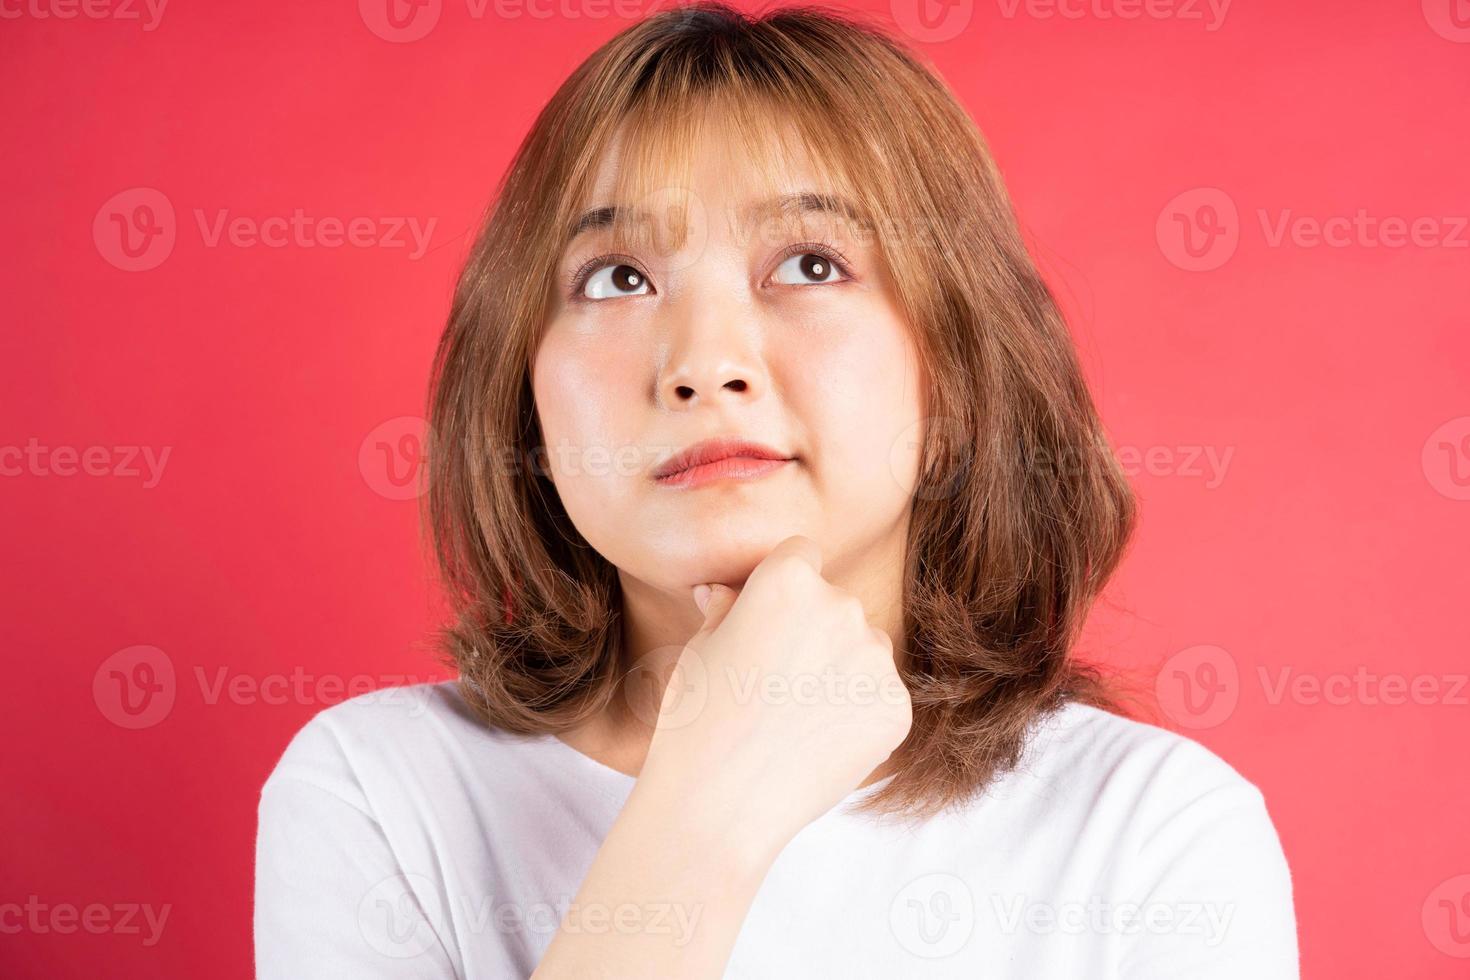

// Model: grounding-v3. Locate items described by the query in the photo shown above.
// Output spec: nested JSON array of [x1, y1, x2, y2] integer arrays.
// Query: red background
[[3, 1, 1467, 976]]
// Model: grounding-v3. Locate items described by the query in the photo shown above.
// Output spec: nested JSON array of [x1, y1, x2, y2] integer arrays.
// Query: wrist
[[623, 767, 790, 882]]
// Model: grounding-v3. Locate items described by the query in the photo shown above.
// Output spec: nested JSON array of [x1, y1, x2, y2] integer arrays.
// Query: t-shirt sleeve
[[1117, 741, 1299, 979], [253, 716, 461, 979]]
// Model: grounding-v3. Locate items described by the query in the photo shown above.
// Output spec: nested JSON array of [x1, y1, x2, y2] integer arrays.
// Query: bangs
[[558, 79, 891, 274]]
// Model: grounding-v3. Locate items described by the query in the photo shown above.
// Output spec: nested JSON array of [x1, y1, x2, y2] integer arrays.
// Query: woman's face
[[531, 120, 929, 598]]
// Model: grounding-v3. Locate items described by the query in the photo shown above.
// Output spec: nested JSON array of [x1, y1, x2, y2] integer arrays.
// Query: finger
[[692, 582, 739, 633], [760, 533, 824, 578]]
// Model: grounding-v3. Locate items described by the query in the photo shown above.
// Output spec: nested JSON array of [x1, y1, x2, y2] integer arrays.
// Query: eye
[[770, 245, 851, 286], [577, 260, 651, 301]]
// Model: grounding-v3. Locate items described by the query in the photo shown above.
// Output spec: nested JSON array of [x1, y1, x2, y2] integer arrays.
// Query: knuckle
[[829, 590, 864, 622], [759, 553, 813, 587]]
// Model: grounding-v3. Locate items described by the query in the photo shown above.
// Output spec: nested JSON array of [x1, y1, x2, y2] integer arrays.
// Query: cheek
[[530, 341, 642, 503], [796, 316, 927, 501]]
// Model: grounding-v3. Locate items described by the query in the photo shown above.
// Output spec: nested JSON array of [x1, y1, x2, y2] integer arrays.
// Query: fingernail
[[693, 584, 711, 613]]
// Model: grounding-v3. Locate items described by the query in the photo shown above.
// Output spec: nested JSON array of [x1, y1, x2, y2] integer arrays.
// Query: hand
[[635, 535, 914, 862]]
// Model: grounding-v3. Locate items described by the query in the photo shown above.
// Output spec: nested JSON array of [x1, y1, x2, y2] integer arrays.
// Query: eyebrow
[[568, 191, 868, 242]]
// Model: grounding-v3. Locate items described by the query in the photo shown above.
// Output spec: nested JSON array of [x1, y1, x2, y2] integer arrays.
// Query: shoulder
[[1019, 701, 1298, 974], [1022, 699, 1272, 821], [1011, 699, 1295, 899], [253, 683, 485, 975], [257, 679, 528, 809]]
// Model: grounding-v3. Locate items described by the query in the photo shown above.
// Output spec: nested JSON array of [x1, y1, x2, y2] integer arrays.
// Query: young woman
[[255, 4, 1298, 977]]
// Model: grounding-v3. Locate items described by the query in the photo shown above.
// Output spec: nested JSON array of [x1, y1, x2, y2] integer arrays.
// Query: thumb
[[692, 583, 739, 633]]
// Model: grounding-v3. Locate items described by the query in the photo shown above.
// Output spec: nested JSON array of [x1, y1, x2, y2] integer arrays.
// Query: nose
[[655, 304, 766, 409]]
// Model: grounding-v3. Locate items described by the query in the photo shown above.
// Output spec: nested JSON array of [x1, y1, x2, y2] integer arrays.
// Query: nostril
[[673, 379, 746, 400]]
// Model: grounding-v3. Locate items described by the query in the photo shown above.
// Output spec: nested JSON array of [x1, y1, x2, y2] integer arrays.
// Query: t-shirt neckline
[[541, 732, 639, 792], [541, 732, 899, 806]]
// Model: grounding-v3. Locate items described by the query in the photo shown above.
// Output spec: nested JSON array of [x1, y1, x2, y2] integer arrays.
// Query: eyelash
[[565, 240, 856, 301]]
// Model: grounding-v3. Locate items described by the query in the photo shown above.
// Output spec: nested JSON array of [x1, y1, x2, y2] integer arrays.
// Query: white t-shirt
[[254, 680, 1298, 979]]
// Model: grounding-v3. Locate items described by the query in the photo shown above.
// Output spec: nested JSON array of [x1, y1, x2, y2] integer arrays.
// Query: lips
[[652, 437, 794, 482]]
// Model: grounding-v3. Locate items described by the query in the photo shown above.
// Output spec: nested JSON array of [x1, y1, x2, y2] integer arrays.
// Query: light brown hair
[[424, 1, 1140, 819]]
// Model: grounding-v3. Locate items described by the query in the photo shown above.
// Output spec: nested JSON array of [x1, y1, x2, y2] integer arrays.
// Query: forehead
[[569, 114, 862, 247]]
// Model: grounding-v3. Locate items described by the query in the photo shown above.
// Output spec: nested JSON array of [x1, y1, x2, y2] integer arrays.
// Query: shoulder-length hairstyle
[[425, 1, 1139, 819]]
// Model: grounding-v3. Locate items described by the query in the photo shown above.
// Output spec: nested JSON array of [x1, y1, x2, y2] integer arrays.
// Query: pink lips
[[652, 437, 794, 489]]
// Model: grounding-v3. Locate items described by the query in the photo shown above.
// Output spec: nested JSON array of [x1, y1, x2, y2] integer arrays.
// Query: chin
[[655, 532, 802, 591]]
